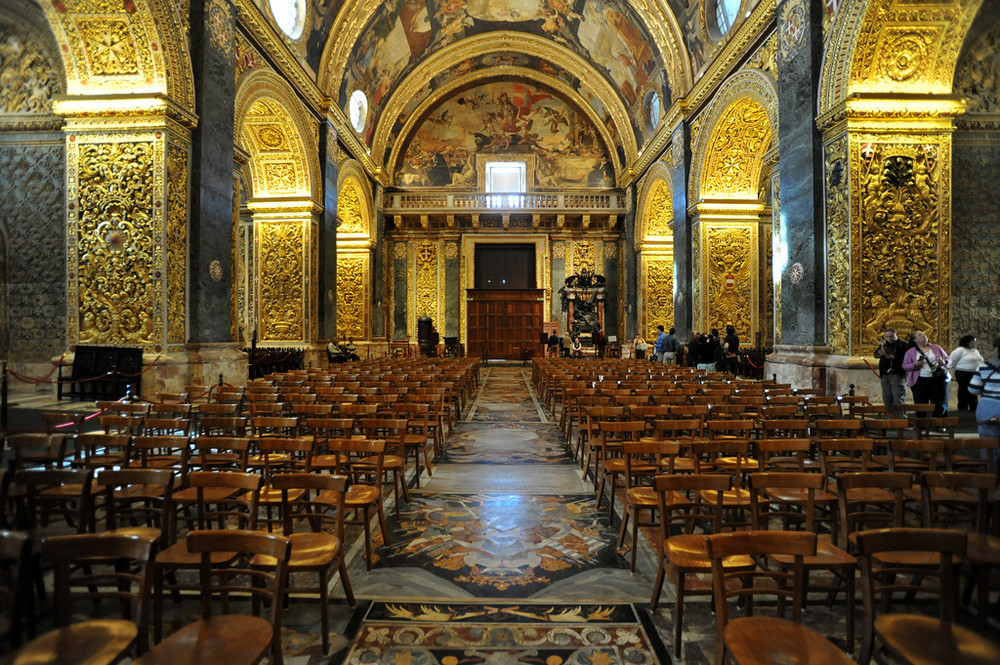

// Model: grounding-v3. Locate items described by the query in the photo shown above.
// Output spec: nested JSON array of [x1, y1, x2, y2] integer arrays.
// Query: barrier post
[[2, 361, 8, 430]]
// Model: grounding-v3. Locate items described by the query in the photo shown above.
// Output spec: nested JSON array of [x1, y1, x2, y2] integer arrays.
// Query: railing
[[387, 191, 625, 213]]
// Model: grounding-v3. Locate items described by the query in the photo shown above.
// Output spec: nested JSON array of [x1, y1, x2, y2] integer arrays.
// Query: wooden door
[[467, 290, 544, 359]]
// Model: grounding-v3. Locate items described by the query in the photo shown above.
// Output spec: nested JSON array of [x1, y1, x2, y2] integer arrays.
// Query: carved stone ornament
[[209, 259, 223, 282], [778, 0, 808, 64]]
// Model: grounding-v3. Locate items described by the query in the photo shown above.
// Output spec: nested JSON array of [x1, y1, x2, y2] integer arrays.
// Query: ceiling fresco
[[396, 80, 614, 188]]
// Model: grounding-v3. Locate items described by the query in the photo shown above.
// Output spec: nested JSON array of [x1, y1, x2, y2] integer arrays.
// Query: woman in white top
[[950, 334, 984, 412], [902, 330, 951, 417]]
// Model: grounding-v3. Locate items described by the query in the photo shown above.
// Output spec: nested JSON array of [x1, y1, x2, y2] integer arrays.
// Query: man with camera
[[874, 327, 907, 415]]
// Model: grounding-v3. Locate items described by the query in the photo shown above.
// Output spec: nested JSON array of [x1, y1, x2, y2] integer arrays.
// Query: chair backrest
[[756, 438, 812, 471], [622, 440, 680, 485], [198, 415, 248, 437], [184, 471, 262, 531], [97, 468, 174, 546], [653, 418, 704, 439], [706, 419, 756, 439], [836, 471, 911, 545], [761, 419, 810, 438], [654, 473, 730, 537], [43, 533, 155, 653], [186, 530, 290, 665], [14, 468, 94, 533], [5, 433, 70, 471], [854, 527, 967, 664], [749, 472, 823, 531], [271, 473, 348, 538], [707, 530, 817, 631], [190, 436, 250, 471], [920, 471, 996, 531], [327, 438, 386, 490]]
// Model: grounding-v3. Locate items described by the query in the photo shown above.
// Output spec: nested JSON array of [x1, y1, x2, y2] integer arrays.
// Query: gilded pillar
[[637, 170, 675, 340], [818, 95, 963, 392], [56, 101, 196, 360]]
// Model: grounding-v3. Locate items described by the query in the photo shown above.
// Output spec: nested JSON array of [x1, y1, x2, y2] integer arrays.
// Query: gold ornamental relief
[[255, 124, 290, 151], [571, 241, 596, 276], [264, 162, 297, 193], [825, 136, 850, 354], [852, 138, 947, 348], [645, 181, 673, 239], [337, 255, 366, 340], [259, 221, 305, 341], [165, 141, 187, 346], [75, 18, 141, 76], [0, 22, 63, 114], [76, 140, 157, 345], [692, 226, 702, 329], [644, 257, 674, 338], [414, 240, 439, 322], [337, 179, 366, 235], [706, 226, 754, 336], [703, 99, 772, 199], [772, 175, 781, 344]]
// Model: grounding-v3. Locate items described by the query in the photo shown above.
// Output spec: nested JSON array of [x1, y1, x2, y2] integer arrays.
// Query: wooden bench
[[57, 345, 143, 401]]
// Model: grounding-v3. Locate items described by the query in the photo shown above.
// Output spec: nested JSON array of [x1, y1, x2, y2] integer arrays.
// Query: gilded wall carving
[[706, 225, 754, 336], [337, 178, 366, 235], [571, 241, 596, 276], [692, 223, 702, 328], [74, 140, 158, 345], [644, 181, 672, 238], [237, 216, 252, 345], [825, 135, 850, 354], [954, 21, 1000, 115], [851, 137, 950, 348], [337, 254, 367, 340], [702, 99, 772, 199], [0, 21, 63, 114], [258, 221, 304, 341], [952, 141, 1000, 342], [761, 222, 773, 347], [166, 141, 187, 347], [0, 143, 66, 360], [412, 241, 440, 337], [76, 18, 140, 75], [748, 33, 778, 76], [644, 257, 674, 338]]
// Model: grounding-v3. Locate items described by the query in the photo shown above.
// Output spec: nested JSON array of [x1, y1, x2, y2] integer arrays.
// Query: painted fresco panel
[[396, 81, 612, 188], [343, 0, 669, 143]]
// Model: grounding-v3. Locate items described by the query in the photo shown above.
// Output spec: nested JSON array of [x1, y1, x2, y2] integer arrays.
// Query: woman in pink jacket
[[902, 330, 951, 417]]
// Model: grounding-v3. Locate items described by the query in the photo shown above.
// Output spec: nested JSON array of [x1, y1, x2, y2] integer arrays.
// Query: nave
[[4, 360, 1000, 665]]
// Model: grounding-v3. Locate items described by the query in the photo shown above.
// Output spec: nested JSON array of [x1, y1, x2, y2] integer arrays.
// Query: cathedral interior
[[1, 0, 999, 398]]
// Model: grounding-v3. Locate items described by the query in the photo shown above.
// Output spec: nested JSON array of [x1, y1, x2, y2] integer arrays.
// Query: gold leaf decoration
[[703, 99, 772, 199], [337, 255, 366, 339], [259, 221, 304, 341], [644, 257, 673, 339], [0, 23, 63, 114], [75, 18, 140, 76], [572, 241, 595, 275], [707, 226, 753, 335], [166, 141, 187, 345], [414, 241, 439, 321], [825, 135, 850, 354], [76, 141, 156, 345], [645, 181, 672, 238], [337, 178, 366, 235]]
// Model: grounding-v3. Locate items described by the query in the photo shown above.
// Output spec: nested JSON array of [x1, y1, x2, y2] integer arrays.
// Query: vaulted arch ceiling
[[317, 0, 691, 183]]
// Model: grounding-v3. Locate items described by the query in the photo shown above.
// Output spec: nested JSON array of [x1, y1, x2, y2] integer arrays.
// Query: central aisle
[[344, 366, 658, 602]]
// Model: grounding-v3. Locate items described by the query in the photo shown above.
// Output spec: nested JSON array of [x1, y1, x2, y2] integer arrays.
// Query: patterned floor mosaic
[[332, 601, 669, 665]]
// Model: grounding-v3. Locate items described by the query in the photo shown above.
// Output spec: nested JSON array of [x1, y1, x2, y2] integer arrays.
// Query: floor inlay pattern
[[333, 601, 669, 665], [441, 422, 574, 464]]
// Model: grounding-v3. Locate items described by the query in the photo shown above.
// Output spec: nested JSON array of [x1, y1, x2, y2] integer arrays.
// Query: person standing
[[874, 327, 908, 415], [547, 330, 560, 358], [722, 324, 740, 375], [662, 327, 678, 364], [949, 335, 984, 412], [654, 325, 668, 363], [633, 334, 647, 360], [902, 330, 951, 417], [968, 336, 1000, 439]]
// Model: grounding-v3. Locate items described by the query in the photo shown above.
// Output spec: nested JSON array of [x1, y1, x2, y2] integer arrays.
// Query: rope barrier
[[862, 359, 883, 378], [6, 354, 160, 385], [6, 354, 65, 384]]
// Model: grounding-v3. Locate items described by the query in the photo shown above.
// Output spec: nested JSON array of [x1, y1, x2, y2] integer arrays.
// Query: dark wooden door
[[467, 290, 544, 359]]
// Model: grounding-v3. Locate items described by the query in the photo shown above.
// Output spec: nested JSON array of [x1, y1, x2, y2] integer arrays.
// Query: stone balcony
[[384, 190, 626, 232]]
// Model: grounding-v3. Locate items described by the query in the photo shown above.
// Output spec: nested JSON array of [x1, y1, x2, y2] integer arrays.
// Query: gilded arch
[[234, 69, 322, 202], [38, 0, 195, 112], [690, 69, 778, 203], [819, 0, 985, 115], [635, 162, 675, 338], [336, 159, 374, 340]]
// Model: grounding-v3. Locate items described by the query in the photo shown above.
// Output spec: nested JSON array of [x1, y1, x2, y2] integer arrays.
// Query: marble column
[[670, 126, 692, 339], [318, 122, 338, 340], [622, 184, 637, 340], [372, 183, 387, 339]]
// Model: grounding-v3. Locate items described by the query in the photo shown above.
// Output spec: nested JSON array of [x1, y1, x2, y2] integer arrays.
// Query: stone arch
[[690, 69, 777, 204], [819, 0, 985, 115], [234, 69, 321, 203], [37, 0, 195, 112]]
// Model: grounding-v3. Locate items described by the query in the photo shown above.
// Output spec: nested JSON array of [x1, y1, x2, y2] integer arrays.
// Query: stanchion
[[2, 361, 8, 431]]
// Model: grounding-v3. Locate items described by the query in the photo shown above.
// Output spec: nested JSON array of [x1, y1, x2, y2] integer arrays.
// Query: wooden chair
[[326, 437, 391, 570], [394, 402, 435, 483], [749, 473, 857, 653], [14, 468, 95, 538], [187, 436, 250, 472], [0, 533, 153, 664], [943, 436, 999, 474], [96, 468, 174, 548], [706, 530, 856, 665], [5, 433, 73, 472], [264, 473, 356, 653], [130, 435, 190, 474], [136, 530, 290, 665], [836, 472, 911, 552], [855, 527, 1000, 665], [615, 439, 679, 571], [71, 433, 132, 470], [358, 417, 411, 515], [153, 472, 262, 641], [650, 473, 754, 658], [595, 419, 648, 521]]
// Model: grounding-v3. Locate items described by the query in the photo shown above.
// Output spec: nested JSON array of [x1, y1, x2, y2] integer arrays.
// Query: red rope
[[6, 354, 65, 384], [862, 359, 882, 378], [745, 356, 763, 369]]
